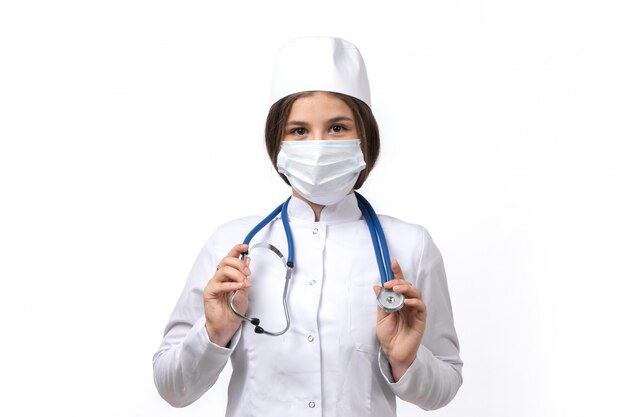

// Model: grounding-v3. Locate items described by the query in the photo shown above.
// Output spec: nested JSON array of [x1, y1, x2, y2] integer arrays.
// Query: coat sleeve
[[378, 227, 463, 410], [152, 236, 242, 407]]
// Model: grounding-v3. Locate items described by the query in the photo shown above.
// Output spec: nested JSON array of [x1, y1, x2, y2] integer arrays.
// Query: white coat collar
[[286, 193, 362, 224]]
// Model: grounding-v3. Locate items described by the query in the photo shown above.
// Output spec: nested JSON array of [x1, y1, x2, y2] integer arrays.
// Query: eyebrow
[[285, 116, 354, 126], [327, 116, 354, 124], [285, 120, 310, 127]]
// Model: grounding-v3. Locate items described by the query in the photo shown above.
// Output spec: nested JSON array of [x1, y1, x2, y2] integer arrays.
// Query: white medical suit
[[153, 193, 463, 416]]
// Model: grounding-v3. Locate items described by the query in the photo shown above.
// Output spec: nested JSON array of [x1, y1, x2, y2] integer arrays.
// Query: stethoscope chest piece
[[377, 288, 405, 313]]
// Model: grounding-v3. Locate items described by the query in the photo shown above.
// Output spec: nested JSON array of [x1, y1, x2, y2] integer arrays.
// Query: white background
[[1, 1, 625, 416]]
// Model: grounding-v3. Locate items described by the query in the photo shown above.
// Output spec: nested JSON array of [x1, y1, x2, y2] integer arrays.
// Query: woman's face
[[282, 92, 358, 141]]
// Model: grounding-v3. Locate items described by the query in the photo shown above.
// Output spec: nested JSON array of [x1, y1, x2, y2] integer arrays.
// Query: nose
[[310, 129, 330, 141]]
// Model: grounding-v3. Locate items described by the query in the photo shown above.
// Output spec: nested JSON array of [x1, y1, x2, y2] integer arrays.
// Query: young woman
[[153, 37, 462, 416]]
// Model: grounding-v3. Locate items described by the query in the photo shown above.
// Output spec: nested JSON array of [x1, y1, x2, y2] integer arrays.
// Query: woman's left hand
[[373, 259, 427, 382]]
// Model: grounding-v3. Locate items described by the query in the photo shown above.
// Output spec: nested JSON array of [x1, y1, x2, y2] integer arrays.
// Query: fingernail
[[244, 266, 250, 275], [244, 278, 251, 287], [384, 281, 393, 288]]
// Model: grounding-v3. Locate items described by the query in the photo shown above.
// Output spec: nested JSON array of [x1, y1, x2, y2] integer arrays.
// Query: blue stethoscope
[[228, 192, 404, 336]]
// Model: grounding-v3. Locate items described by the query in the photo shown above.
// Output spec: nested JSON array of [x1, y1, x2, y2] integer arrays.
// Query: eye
[[291, 127, 307, 136], [330, 125, 345, 133]]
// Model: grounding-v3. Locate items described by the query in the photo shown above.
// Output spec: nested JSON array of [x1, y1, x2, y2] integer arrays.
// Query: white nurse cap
[[269, 37, 371, 107]]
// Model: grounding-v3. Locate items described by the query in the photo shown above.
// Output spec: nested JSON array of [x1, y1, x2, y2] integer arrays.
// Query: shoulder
[[378, 214, 430, 244], [212, 216, 263, 239], [200, 216, 264, 253], [378, 214, 443, 270]]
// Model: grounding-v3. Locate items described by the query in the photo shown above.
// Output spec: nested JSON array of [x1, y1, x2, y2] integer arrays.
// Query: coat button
[[308, 401, 316, 408], [307, 335, 314, 342], [309, 280, 316, 285], [312, 228, 319, 234]]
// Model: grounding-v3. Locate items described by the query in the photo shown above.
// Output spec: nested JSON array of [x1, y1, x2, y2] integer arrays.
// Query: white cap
[[269, 37, 371, 107]]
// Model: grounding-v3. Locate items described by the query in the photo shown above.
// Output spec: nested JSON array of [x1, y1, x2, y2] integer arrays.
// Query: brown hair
[[264, 91, 380, 190]]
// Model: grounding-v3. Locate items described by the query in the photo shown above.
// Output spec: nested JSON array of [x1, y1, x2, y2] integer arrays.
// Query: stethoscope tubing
[[355, 192, 394, 283], [229, 192, 401, 335]]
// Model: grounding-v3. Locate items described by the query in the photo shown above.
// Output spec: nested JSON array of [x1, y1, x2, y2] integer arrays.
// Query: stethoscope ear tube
[[228, 242, 292, 336], [231, 197, 293, 336]]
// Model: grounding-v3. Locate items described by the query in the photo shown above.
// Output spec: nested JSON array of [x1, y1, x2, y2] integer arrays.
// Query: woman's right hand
[[203, 243, 251, 347]]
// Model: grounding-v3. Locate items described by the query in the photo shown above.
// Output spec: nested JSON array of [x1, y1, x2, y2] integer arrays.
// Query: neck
[[292, 191, 325, 222]]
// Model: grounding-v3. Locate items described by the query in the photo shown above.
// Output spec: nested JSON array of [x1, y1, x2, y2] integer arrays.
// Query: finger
[[391, 258, 405, 281], [215, 265, 249, 286], [403, 298, 427, 321], [206, 280, 247, 296], [218, 257, 251, 276], [383, 278, 412, 289], [226, 243, 249, 259], [388, 284, 422, 300], [403, 297, 426, 311]]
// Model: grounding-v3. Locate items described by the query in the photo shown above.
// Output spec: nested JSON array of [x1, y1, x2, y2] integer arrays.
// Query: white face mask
[[276, 139, 366, 206]]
